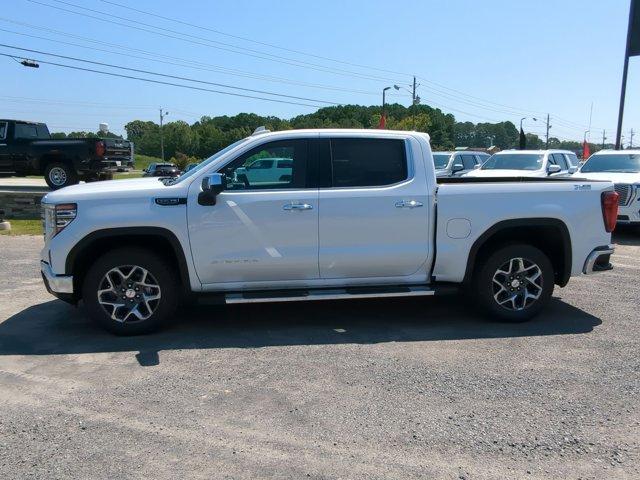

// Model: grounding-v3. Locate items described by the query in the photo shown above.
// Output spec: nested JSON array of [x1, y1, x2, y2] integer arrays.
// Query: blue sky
[[3, 0, 639, 144]]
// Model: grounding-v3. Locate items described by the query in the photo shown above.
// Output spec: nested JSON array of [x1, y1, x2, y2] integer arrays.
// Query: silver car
[[433, 151, 490, 177]]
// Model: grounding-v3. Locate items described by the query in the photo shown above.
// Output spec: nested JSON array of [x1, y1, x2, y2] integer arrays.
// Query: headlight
[[42, 203, 77, 240]]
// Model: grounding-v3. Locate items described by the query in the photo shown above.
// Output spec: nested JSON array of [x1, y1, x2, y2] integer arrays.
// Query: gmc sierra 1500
[[39, 128, 618, 335]]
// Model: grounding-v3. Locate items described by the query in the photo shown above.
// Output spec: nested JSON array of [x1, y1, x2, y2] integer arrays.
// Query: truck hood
[[573, 171, 640, 183], [43, 177, 178, 203], [463, 169, 546, 178]]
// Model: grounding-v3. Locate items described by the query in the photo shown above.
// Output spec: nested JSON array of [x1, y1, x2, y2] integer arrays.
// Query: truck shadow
[[0, 296, 601, 363], [613, 226, 640, 246]]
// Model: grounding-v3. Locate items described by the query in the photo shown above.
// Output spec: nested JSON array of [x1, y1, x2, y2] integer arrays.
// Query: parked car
[[463, 150, 578, 178], [183, 163, 199, 174], [231, 157, 293, 186], [142, 163, 180, 177], [574, 149, 640, 225], [0, 119, 133, 189], [40, 128, 617, 335], [433, 151, 490, 177]]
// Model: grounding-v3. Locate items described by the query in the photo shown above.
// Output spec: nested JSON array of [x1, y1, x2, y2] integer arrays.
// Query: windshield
[[166, 138, 249, 184], [580, 153, 640, 173], [481, 153, 544, 171], [432, 153, 451, 169]]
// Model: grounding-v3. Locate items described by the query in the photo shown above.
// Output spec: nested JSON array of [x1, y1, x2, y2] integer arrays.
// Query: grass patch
[[0, 219, 43, 236], [113, 171, 144, 180]]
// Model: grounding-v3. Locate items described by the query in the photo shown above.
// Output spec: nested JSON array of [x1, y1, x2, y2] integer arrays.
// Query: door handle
[[283, 203, 313, 211], [395, 200, 423, 209]]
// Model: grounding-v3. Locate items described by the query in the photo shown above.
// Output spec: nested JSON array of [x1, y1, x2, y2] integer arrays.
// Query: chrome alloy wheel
[[48, 166, 67, 186], [97, 265, 161, 323], [491, 257, 543, 311]]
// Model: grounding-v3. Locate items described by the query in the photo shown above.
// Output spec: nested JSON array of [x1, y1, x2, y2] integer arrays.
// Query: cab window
[[220, 140, 308, 190], [329, 138, 407, 188]]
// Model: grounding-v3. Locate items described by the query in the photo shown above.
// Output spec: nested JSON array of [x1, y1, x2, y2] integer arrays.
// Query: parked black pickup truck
[[0, 119, 134, 189]]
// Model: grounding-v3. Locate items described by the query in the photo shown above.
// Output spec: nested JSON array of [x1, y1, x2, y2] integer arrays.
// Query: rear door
[[318, 135, 430, 279], [459, 154, 478, 176]]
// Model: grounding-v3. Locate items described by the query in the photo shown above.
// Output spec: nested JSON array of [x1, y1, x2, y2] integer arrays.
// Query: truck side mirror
[[547, 164, 562, 175], [198, 173, 226, 206], [452, 163, 464, 173], [473, 163, 482, 169], [568, 165, 578, 174]]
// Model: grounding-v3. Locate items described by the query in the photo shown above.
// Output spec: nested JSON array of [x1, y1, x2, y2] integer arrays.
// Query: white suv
[[464, 150, 578, 178], [575, 150, 640, 225]]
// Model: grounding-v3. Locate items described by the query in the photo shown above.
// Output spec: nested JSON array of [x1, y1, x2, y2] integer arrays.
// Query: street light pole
[[159, 107, 169, 161], [382, 86, 391, 112]]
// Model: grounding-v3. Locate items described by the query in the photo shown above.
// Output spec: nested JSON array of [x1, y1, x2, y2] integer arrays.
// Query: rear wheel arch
[[463, 218, 572, 287], [66, 227, 192, 300], [38, 154, 73, 174]]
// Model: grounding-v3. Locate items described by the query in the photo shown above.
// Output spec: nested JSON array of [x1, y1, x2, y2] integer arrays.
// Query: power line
[[26, 0, 404, 84], [0, 21, 380, 96], [0, 52, 324, 108], [99, 0, 414, 78], [0, 43, 340, 105], [24, 0, 606, 132], [97, 0, 607, 132]]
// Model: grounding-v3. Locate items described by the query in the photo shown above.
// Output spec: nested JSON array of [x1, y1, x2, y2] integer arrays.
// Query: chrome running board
[[224, 286, 435, 304]]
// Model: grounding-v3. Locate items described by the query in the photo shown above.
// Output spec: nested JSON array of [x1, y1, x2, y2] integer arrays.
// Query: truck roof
[[0, 119, 46, 125], [498, 149, 577, 154], [249, 128, 431, 141]]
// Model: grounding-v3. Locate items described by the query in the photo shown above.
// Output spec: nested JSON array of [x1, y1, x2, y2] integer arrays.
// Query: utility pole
[[412, 76, 417, 105], [630, 128, 635, 148], [159, 107, 169, 161], [545, 113, 551, 148], [411, 76, 417, 129], [602, 129, 607, 149]]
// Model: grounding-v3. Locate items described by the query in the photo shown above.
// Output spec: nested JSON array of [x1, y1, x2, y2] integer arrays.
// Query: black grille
[[614, 184, 632, 206]]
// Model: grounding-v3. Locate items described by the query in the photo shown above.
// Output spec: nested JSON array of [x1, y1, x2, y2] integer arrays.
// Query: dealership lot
[[0, 232, 638, 479]]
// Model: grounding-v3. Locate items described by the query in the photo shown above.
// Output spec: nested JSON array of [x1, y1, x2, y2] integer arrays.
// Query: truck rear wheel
[[473, 244, 554, 323], [82, 248, 178, 335], [44, 162, 78, 189]]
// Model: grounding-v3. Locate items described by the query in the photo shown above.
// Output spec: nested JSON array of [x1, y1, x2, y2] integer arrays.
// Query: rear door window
[[329, 138, 407, 188], [460, 154, 477, 170]]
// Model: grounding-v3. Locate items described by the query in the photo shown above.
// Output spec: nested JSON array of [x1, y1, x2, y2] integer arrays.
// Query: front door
[[187, 138, 319, 286], [318, 136, 430, 279]]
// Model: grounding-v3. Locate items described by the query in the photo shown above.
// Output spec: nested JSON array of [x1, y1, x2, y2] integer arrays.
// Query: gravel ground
[[0, 231, 639, 479]]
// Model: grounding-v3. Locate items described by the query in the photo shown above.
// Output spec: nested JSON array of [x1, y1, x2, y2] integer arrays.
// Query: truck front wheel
[[44, 162, 78, 189], [82, 248, 178, 335], [474, 244, 554, 322]]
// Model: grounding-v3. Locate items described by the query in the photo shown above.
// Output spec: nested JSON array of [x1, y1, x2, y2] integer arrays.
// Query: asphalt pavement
[[0, 231, 639, 479]]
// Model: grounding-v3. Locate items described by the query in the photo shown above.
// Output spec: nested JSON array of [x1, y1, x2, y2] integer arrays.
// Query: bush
[[169, 152, 199, 171]]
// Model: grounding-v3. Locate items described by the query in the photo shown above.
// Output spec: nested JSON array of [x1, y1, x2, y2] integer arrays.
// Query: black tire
[[82, 248, 178, 335], [44, 162, 78, 189], [473, 244, 554, 323]]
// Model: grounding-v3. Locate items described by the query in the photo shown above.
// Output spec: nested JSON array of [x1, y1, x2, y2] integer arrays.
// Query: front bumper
[[41, 261, 74, 300], [583, 245, 615, 274]]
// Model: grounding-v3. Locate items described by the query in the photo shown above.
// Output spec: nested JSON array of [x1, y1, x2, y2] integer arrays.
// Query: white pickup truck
[[40, 128, 618, 335]]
